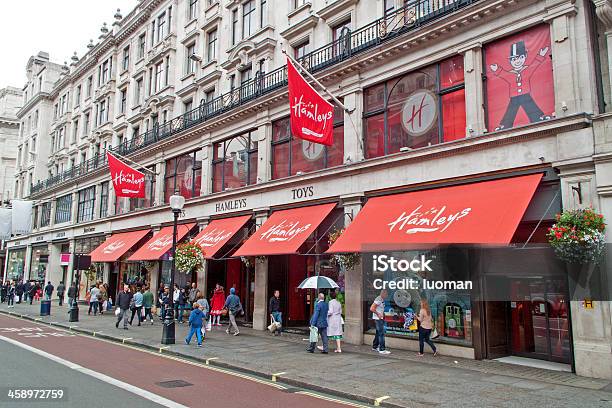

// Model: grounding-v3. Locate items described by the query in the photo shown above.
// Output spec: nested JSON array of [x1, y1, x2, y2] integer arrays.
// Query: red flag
[[287, 57, 334, 146], [107, 152, 146, 198]]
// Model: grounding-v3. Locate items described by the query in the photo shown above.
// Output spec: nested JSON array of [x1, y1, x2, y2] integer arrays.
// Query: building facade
[[4, 0, 612, 379], [0, 86, 22, 203]]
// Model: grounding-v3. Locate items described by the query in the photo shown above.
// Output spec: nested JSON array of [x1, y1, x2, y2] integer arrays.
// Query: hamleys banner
[[327, 174, 543, 253], [192, 215, 251, 259], [129, 223, 195, 261], [89, 230, 150, 262], [107, 152, 146, 198], [234, 203, 336, 257], [287, 57, 335, 146]]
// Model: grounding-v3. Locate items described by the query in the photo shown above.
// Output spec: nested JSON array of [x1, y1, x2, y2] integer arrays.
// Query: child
[[185, 303, 205, 347]]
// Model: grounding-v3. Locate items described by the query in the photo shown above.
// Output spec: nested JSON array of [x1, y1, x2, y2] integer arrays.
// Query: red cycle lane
[[0, 315, 356, 408]]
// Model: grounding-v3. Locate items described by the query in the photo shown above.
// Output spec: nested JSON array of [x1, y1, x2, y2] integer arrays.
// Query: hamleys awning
[[89, 229, 151, 262], [327, 173, 542, 253], [234, 203, 336, 257], [192, 215, 251, 259], [128, 223, 196, 261]]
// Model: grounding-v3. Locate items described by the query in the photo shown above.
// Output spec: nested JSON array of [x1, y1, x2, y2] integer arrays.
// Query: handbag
[[268, 315, 281, 332], [309, 326, 318, 343], [431, 327, 439, 339], [115, 308, 121, 316], [220, 307, 228, 316]]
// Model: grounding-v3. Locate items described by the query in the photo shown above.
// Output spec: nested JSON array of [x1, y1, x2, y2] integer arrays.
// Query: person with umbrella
[[307, 292, 329, 354]]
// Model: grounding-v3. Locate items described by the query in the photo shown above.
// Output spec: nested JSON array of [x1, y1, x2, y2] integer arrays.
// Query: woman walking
[[209, 284, 225, 327], [416, 298, 438, 356], [327, 291, 344, 353], [130, 287, 144, 326]]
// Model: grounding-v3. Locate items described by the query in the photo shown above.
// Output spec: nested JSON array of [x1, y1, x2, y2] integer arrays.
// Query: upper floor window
[[135, 77, 144, 105], [98, 99, 108, 124], [157, 12, 167, 42], [122, 46, 130, 71], [138, 33, 146, 59], [54, 194, 72, 224], [207, 29, 218, 62], [188, 0, 198, 20], [294, 40, 310, 59], [83, 112, 90, 136], [75, 86, 81, 107], [38, 76, 43, 92], [100, 181, 109, 218], [186, 43, 196, 75], [86, 75, 93, 97], [272, 111, 343, 179], [100, 58, 111, 85], [363, 55, 465, 159], [77, 186, 96, 222], [260, 0, 267, 26], [164, 151, 202, 202], [240, 66, 252, 85], [231, 9, 238, 45], [212, 132, 258, 192], [40, 202, 51, 227], [155, 61, 165, 92], [72, 120, 78, 144], [242, 0, 255, 39], [119, 88, 127, 114], [115, 166, 156, 214]]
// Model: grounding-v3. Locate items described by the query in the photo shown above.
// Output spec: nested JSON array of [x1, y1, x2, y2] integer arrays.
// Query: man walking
[[188, 282, 198, 307], [115, 284, 132, 330], [129, 287, 144, 326], [22, 280, 30, 304], [269, 290, 282, 336], [142, 286, 154, 325], [15, 280, 24, 303], [57, 281, 65, 306], [307, 292, 329, 354], [224, 287, 242, 336], [88, 284, 100, 316], [7, 281, 15, 308], [370, 289, 390, 355], [44, 281, 54, 301], [67, 283, 77, 307], [28, 282, 38, 305]]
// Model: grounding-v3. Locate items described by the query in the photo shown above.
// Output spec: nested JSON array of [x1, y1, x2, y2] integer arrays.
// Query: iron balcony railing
[[30, 0, 474, 196]]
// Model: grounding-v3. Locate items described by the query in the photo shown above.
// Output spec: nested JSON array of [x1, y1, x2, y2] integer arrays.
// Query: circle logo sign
[[393, 289, 412, 308], [302, 140, 324, 161], [401, 89, 438, 137]]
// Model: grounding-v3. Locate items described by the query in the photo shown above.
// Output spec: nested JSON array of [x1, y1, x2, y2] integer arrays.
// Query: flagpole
[[109, 152, 158, 176], [282, 50, 354, 114]]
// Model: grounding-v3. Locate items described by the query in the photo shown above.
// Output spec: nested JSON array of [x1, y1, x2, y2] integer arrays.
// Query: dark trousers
[[372, 319, 386, 351], [175, 304, 184, 322], [58, 294, 64, 306], [144, 307, 153, 322], [307, 327, 329, 353], [88, 301, 99, 315], [418, 327, 437, 354], [130, 306, 142, 325], [7, 294, 14, 306], [499, 93, 545, 129]]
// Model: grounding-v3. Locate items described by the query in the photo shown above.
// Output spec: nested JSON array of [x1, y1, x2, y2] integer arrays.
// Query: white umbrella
[[297, 276, 339, 289]]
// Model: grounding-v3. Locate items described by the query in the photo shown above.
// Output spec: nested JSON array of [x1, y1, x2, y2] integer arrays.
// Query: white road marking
[[0, 334, 188, 408]]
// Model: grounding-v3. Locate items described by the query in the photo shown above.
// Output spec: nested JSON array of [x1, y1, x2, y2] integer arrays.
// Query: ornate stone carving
[[594, 0, 612, 29]]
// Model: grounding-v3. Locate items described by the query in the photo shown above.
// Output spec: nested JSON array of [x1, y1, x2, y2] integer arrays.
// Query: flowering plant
[[547, 208, 606, 264], [175, 242, 205, 273], [328, 228, 361, 270]]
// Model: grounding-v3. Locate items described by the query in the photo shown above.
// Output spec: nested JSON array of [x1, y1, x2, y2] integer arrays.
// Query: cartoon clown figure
[[489, 40, 551, 131]]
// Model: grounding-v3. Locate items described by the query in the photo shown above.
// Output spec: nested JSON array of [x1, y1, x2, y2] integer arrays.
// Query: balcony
[[29, 0, 476, 197]]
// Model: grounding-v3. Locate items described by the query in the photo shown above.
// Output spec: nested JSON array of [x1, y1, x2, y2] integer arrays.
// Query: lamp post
[[161, 191, 185, 345]]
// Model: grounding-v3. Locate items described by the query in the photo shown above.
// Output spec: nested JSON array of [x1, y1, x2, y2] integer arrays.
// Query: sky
[[0, 0, 139, 89]]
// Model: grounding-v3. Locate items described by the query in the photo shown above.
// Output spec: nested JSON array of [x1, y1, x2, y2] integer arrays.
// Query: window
[[242, 0, 255, 38], [231, 9, 238, 45], [120, 88, 127, 113], [98, 99, 107, 124], [164, 151, 202, 202], [54, 194, 72, 224], [205, 89, 215, 102], [260, 0, 267, 26], [240, 66, 252, 85], [75, 86, 81, 107], [294, 40, 310, 59], [207, 29, 218, 62], [135, 78, 144, 105], [384, 0, 395, 14], [40, 202, 51, 227], [101, 59, 111, 84], [83, 112, 90, 136], [155, 62, 164, 92], [363, 55, 466, 158], [57, 127, 65, 150], [332, 19, 351, 56], [31, 136, 36, 152], [126, 166, 156, 211], [184, 99, 193, 113], [272, 109, 344, 179], [157, 12, 167, 42], [100, 182, 109, 218], [293, 0, 307, 9], [77, 186, 96, 222], [212, 132, 258, 192], [81, 151, 87, 163], [122, 46, 130, 71], [132, 125, 140, 139], [138, 33, 146, 58], [86, 76, 93, 97], [164, 57, 170, 86], [34, 110, 39, 126], [71, 120, 78, 144], [54, 104, 58, 119], [186, 43, 196, 74], [188, 0, 198, 20]]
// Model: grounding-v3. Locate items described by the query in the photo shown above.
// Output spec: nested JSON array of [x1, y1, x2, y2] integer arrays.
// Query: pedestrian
[[57, 281, 65, 306], [370, 289, 390, 355], [185, 303, 205, 347], [224, 287, 242, 336], [88, 284, 100, 316], [1, 281, 7, 303], [307, 292, 329, 354], [269, 290, 282, 336], [157, 282, 165, 319], [160, 286, 170, 320], [44, 281, 54, 301], [416, 298, 438, 357], [30, 281, 40, 304], [327, 291, 344, 353], [175, 285, 187, 324], [196, 292, 209, 336], [15, 280, 24, 303], [98, 283, 108, 315], [115, 284, 132, 330], [142, 286, 154, 325], [23, 280, 31, 303], [7, 281, 15, 308], [67, 283, 77, 307], [210, 284, 225, 327], [130, 287, 144, 326], [188, 282, 199, 306]]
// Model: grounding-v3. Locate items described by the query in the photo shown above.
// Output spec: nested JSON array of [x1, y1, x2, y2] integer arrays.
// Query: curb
[[0, 310, 406, 408]]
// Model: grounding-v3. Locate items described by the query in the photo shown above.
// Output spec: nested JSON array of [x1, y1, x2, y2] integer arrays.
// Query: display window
[[30, 246, 49, 282], [212, 132, 258, 192], [7, 249, 26, 281], [164, 151, 202, 202]]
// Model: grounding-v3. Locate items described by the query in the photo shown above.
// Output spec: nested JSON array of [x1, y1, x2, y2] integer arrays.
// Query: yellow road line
[[374, 396, 390, 406], [296, 391, 369, 407], [122, 337, 133, 343], [271, 371, 286, 382], [205, 357, 218, 365], [159, 346, 169, 353]]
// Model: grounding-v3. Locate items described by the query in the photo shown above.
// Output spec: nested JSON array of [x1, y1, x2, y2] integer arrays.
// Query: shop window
[[77, 186, 96, 222], [271, 106, 344, 179], [7, 249, 26, 281], [164, 151, 202, 202], [114, 167, 156, 214], [54, 194, 73, 224], [30, 246, 49, 282], [40, 202, 51, 227], [363, 55, 466, 158], [100, 182, 109, 218], [484, 24, 555, 132], [212, 131, 258, 192]]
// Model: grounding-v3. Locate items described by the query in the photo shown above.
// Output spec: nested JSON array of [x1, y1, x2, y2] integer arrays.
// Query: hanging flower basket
[[328, 228, 361, 270], [547, 208, 606, 264], [175, 242, 205, 274]]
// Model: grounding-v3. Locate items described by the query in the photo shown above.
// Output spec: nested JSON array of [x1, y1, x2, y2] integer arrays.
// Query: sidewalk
[[1, 301, 611, 408]]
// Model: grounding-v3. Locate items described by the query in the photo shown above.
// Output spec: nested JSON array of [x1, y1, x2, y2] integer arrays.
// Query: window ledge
[[181, 72, 196, 81]]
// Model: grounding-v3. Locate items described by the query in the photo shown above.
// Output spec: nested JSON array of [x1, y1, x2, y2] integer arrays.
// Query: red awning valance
[[234, 203, 336, 257], [327, 174, 542, 253], [192, 215, 251, 259], [128, 223, 196, 261], [90, 230, 150, 262]]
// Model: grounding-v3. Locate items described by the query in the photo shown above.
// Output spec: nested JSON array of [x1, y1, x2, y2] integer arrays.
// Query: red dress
[[210, 288, 226, 316]]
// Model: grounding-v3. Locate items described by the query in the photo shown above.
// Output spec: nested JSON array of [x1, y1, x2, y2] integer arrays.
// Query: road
[[0, 314, 362, 408]]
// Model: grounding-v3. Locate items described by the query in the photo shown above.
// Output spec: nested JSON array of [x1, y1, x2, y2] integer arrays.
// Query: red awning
[[234, 203, 336, 257], [192, 215, 251, 259], [327, 174, 542, 253], [90, 229, 150, 262], [128, 223, 196, 261]]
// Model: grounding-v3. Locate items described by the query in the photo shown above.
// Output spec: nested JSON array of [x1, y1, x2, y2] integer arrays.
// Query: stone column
[[340, 193, 365, 345], [252, 208, 269, 331], [255, 122, 271, 184], [65, 238, 77, 295], [154, 157, 165, 206], [47, 242, 62, 285], [94, 182, 103, 219], [70, 191, 78, 223], [49, 199, 57, 227], [595, 0, 612, 109], [343, 90, 364, 163], [459, 43, 486, 135], [196, 217, 209, 295], [200, 142, 212, 196], [23, 244, 33, 281]]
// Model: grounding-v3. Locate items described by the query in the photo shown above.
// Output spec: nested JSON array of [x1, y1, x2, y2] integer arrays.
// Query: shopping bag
[[206, 319, 212, 331], [102, 301, 108, 310], [309, 326, 318, 343], [431, 327, 439, 340], [115, 308, 121, 316]]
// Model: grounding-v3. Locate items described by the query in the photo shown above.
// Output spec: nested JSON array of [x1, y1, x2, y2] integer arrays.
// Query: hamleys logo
[[103, 240, 125, 254], [148, 234, 173, 251], [388, 205, 472, 234], [260, 219, 311, 242], [193, 228, 233, 247]]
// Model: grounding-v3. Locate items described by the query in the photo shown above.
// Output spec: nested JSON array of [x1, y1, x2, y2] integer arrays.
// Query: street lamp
[[161, 191, 185, 345]]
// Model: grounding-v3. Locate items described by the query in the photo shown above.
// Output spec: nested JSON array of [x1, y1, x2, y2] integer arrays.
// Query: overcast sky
[[0, 0, 139, 89]]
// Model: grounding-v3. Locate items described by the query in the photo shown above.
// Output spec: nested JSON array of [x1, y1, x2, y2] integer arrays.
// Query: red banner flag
[[287, 57, 334, 146], [107, 152, 146, 198]]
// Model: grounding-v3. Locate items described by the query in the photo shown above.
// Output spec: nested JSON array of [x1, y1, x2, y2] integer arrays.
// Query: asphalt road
[[0, 314, 359, 408]]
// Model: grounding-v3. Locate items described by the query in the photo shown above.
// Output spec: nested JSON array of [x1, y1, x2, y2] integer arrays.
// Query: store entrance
[[268, 255, 309, 327]]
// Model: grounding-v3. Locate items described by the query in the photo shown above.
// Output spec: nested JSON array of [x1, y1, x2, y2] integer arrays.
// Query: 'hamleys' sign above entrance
[[129, 224, 195, 261], [192, 215, 251, 259], [103, 240, 126, 254], [327, 174, 543, 253], [89, 230, 150, 263]]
